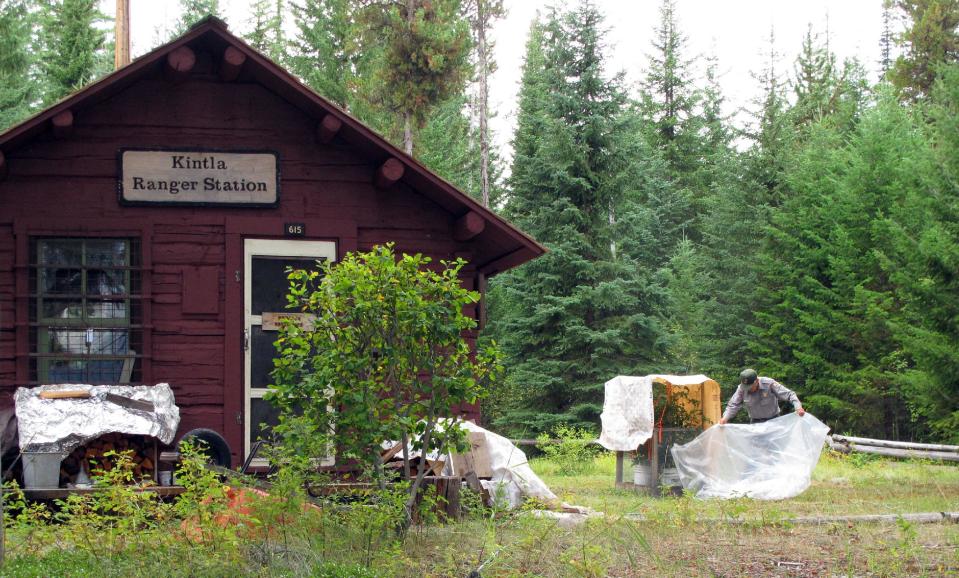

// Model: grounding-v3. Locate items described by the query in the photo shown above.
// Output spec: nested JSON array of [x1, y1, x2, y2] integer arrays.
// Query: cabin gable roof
[[0, 17, 544, 275]]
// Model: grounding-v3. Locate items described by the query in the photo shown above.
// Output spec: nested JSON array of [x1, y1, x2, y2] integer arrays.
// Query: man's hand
[[718, 417, 727, 425], [797, 407, 806, 417]]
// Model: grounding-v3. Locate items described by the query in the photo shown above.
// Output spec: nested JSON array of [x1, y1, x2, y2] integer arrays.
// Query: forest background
[[1, 0, 957, 444]]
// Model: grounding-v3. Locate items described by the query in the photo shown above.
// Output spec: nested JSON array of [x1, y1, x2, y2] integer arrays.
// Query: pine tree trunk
[[402, 0, 417, 156], [404, 112, 414, 155], [477, 0, 491, 207]]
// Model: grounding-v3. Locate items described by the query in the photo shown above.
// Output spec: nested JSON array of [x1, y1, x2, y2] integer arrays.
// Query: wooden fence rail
[[828, 435, 959, 463]]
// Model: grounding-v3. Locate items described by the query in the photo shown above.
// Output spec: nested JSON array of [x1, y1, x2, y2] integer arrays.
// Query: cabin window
[[30, 238, 142, 384]]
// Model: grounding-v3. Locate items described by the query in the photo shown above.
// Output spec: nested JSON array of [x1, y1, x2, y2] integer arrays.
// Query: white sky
[[110, 0, 887, 158]]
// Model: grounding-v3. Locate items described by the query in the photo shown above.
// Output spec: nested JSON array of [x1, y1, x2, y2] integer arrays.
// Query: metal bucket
[[661, 467, 681, 488], [633, 462, 652, 486], [22, 452, 64, 489]]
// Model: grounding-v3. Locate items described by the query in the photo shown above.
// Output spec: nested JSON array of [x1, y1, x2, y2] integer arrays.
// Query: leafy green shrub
[[270, 243, 503, 526], [536, 425, 602, 476]]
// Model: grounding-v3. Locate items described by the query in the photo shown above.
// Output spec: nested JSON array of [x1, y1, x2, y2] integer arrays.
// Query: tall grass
[[1, 448, 956, 577]]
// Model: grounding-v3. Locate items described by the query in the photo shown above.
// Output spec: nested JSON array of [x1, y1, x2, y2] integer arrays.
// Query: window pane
[[39, 240, 82, 265], [251, 257, 323, 315], [86, 240, 128, 267], [46, 328, 129, 355], [86, 269, 126, 296], [42, 268, 82, 294], [42, 299, 83, 320], [33, 238, 139, 385], [251, 398, 283, 443], [251, 326, 277, 390], [87, 299, 128, 320], [89, 329, 129, 355], [45, 359, 88, 383], [44, 358, 124, 384]]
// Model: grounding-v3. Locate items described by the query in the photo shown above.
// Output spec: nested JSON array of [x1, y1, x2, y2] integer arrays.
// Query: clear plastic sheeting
[[671, 412, 829, 500], [597, 375, 654, 451], [14, 383, 180, 455]]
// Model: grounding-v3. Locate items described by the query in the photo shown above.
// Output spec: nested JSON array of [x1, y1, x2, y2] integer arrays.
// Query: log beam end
[[0, 150, 7, 180], [164, 46, 196, 82], [316, 114, 343, 144], [454, 211, 486, 242], [219, 45, 246, 81], [51, 110, 74, 139], [374, 158, 404, 189]]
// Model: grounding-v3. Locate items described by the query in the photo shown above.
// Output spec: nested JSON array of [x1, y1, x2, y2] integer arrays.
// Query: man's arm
[[719, 386, 745, 424], [768, 378, 806, 416]]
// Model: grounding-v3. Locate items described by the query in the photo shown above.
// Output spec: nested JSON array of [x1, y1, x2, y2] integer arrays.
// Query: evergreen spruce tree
[[742, 28, 791, 207], [640, 0, 702, 175], [246, 0, 286, 61], [289, 0, 353, 108], [37, 0, 109, 105], [880, 0, 896, 75], [488, 3, 666, 433], [684, 51, 745, 381], [0, 0, 36, 129], [750, 90, 927, 437], [175, 0, 222, 34], [791, 25, 836, 127], [414, 94, 506, 207], [662, 238, 712, 374], [891, 0, 959, 101], [789, 25, 869, 134], [885, 65, 959, 441], [354, 0, 471, 154]]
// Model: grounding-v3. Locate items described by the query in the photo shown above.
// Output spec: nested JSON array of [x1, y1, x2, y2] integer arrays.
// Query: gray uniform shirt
[[722, 376, 802, 422]]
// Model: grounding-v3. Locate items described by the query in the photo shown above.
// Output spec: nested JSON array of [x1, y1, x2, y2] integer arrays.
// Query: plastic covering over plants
[[671, 412, 830, 499]]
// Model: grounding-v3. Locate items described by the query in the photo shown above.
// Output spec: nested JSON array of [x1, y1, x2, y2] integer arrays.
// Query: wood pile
[[60, 433, 157, 486]]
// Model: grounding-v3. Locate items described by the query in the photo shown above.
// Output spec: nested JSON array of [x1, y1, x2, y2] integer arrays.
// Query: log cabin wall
[[0, 21, 542, 466]]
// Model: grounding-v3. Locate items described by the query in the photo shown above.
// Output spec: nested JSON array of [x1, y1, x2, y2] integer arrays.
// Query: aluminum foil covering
[[14, 383, 180, 455]]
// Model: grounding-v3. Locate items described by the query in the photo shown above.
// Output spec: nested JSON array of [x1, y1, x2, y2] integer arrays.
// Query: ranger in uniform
[[718, 368, 806, 424]]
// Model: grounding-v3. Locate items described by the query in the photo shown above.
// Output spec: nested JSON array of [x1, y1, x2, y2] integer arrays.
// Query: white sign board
[[120, 149, 279, 206]]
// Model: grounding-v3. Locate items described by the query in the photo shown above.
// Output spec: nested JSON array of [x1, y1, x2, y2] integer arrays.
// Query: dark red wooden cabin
[[0, 18, 544, 467]]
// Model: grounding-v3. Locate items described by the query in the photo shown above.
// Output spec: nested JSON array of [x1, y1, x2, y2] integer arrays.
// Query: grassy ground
[[536, 449, 959, 519], [2, 450, 957, 577], [497, 449, 959, 577]]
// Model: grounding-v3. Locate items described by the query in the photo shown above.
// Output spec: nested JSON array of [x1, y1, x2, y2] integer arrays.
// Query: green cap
[[740, 368, 758, 385]]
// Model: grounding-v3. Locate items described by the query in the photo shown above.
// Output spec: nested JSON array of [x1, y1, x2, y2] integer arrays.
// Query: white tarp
[[458, 421, 558, 509], [671, 412, 829, 500], [598, 375, 654, 451]]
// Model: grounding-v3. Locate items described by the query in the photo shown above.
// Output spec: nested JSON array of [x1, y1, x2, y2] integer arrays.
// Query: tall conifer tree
[[489, 3, 666, 433], [891, 0, 959, 101], [175, 0, 222, 34], [0, 0, 35, 128], [886, 65, 959, 440], [289, 0, 353, 108], [354, 0, 471, 154], [37, 0, 109, 104]]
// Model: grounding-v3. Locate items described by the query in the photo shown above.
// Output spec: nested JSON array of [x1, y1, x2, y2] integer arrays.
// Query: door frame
[[242, 238, 337, 461]]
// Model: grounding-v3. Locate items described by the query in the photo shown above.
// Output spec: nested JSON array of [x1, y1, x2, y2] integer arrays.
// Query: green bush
[[536, 425, 602, 476]]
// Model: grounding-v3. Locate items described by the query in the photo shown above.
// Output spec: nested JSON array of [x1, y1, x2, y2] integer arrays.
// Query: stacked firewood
[[60, 433, 156, 486]]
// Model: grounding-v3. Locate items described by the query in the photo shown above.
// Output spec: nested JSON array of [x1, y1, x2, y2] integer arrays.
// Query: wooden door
[[243, 239, 336, 463]]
